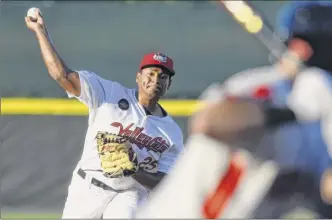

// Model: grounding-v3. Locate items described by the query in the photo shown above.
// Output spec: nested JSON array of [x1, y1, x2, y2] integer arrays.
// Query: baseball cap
[[139, 52, 175, 76]]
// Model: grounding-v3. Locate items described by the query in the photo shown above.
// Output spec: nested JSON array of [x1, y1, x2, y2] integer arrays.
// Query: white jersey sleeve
[[287, 68, 330, 121], [66, 70, 109, 109], [223, 65, 289, 97], [198, 65, 288, 104], [158, 132, 184, 174]]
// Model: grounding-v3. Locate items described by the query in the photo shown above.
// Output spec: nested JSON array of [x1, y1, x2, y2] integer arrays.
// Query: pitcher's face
[[136, 66, 172, 98]]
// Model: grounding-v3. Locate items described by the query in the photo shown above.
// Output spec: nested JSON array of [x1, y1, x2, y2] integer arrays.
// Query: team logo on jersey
[[153, 53, 167, 63], [118, 98, 129, 110], [110, 122, 170, 153]]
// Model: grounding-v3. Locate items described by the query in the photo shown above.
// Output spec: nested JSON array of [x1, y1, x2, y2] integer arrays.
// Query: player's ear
[[167, 78, 172, 90], [136, 71, 141, 84], [288, 37, 313, 62]]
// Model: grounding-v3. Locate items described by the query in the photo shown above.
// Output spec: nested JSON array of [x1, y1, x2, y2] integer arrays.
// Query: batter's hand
[[25, 8, 46, 33]]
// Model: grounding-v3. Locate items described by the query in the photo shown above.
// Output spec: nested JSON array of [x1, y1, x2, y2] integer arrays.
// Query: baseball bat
[[219, 0, 308, 76], [219, 1, 285, 59], [197, 1, 303, 104]]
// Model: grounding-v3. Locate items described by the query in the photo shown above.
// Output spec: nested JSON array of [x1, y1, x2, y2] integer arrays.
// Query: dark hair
[[140, 65, 173, 79]]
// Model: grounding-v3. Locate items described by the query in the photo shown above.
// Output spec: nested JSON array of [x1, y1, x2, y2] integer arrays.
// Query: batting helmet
[[275, 1, 332, 72], [275, 1, 332, 42]]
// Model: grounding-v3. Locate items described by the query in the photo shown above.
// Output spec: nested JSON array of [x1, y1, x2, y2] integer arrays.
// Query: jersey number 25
[[139, 156, 158, 172]]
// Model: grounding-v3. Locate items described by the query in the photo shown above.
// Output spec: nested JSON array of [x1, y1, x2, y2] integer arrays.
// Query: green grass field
[[2, 213, 61, 219], [1, 208, 318, 219]]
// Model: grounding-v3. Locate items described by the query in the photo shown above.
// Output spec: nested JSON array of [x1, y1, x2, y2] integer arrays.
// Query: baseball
[[27, 7, 40, 22]]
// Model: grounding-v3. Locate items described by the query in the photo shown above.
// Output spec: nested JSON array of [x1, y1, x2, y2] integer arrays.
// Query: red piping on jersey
[[226, 85, 271, 101], [202, 153, 247, 219], [252, 85, 271, 100]]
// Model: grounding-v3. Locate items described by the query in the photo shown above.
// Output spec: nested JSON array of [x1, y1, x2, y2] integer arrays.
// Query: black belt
[[77, 168, 118, 191]]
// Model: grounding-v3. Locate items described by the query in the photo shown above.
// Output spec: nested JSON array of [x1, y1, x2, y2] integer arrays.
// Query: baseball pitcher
[[136, 1, 332, 218], [25, 8, 184, 219]]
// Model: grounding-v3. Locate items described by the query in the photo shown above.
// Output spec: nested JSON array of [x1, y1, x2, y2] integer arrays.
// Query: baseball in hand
[[27, 7, 41, 22]]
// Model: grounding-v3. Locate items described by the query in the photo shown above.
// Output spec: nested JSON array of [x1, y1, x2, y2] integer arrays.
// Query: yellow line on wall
[[0, 98, 203, 116]]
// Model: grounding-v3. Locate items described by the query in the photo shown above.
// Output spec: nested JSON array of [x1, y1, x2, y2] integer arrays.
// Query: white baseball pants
[[62, 170, 148, 219]]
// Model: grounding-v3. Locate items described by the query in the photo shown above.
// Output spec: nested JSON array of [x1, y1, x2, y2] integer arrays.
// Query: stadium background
[[0, 1, 316, 218]]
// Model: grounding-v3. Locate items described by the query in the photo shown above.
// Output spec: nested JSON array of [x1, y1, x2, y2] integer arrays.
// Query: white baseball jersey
[[222, 65, 289, 99], [287, 67, 332, 157], [67, 70, 184, 190]]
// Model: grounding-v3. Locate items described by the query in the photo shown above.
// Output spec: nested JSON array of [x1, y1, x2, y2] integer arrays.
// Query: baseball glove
[[96, 132, 138, 178]]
